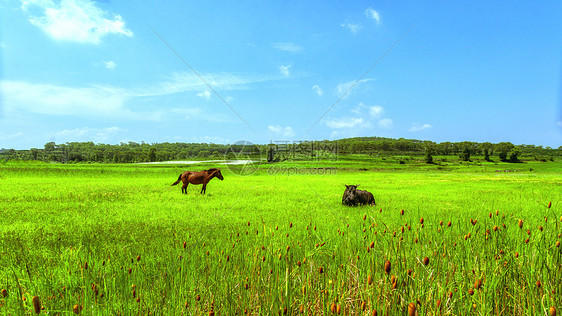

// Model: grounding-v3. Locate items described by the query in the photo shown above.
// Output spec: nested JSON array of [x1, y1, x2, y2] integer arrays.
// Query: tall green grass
[[0, 160, 560, 314]]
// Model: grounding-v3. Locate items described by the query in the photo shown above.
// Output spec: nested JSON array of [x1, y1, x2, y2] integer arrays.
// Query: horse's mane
[[206, 168, 219, 172]]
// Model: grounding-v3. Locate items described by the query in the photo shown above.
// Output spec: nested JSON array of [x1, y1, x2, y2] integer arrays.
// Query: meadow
[[0, 157, 561, 315]]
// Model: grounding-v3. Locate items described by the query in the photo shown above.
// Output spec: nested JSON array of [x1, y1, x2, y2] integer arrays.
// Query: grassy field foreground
[[0, 160, 561, 315]]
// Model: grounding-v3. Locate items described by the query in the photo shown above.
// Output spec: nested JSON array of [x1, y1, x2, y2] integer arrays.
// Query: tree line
[[0, 137, 560, 163]]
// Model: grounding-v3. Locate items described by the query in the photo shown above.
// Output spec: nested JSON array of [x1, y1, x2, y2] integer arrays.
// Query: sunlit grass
[[0, 160, 561, 314]]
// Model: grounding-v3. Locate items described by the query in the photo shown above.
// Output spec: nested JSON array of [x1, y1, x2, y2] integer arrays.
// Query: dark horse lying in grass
[[342, 184, 376, 206], [171, 168, 224, 194]]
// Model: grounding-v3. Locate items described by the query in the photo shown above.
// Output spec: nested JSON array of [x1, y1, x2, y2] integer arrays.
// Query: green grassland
[[0, 158, 561, 315]]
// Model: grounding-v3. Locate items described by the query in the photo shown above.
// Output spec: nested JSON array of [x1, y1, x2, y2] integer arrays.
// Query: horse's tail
[[171, 174, 183, 186]]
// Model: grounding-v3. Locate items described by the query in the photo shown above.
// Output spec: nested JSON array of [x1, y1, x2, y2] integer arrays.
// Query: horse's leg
[[201, 183, 207, 194], [182, 181, 189, 194]]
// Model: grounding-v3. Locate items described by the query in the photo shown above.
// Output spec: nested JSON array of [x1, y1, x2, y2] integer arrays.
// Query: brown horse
[[171, 168, 224, 194]]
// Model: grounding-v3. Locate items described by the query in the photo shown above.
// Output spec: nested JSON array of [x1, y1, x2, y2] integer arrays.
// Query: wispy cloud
[[197, 90, 211, 100], [0, 72, 275, 124], [268, 125, 295, 137], [325, 117, 364, 129], [279, 64, 292, 77], [353, 102, 384, 118], [327, 103, 392, 131], [104, 61, 116, 70], [0, 80, 152, 119], [378, 118, 393, 129], [365, 8, 381, 24], [51, 126, 125, 142], [0, 131, 23, 140], [336, 79, 372, 96], [341, 22, 362, 34], [272, 42, 303, 53], [312, 85, 323, 96], [171, 108, 230, 123], [409, 122, 432, 132], [22, 0, 133, 44]]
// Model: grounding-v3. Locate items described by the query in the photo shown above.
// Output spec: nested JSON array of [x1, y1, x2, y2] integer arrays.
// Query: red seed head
[[73, 304, 82, 314], [548, 201, 552, 209], [423, 257, 430, 266], [419, 218, 424, 225], [549, 306, 556, 316], [384, 260, 391, 274], [408, 302, 416, 316], [1, 289, 7, 298], [474, 279, 482, 289], [447, 221, 452, 227], [518, 219, 523, 229], [468, 289, 474, 295], [32, 296, 41, 314]]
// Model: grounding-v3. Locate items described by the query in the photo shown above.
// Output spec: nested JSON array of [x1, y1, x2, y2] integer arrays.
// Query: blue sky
[[1, 0, 561, 150]]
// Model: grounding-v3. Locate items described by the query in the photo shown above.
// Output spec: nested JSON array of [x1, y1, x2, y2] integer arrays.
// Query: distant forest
[[1, 137, 560, 163]]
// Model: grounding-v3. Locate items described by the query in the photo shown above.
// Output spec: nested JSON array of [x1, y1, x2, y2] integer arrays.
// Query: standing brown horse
[[171, 168, 224, 194]]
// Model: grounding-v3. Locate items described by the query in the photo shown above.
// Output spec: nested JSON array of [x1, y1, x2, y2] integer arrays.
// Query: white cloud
[[197, 90, 211, 100], [272, 42, 303, 53], [171, 108, 230, 123], [369, 105, 384, 118], [336, 79, 372, 97], [409, 123, 432, 132], [0, 72, 268, 123], [378, 118, 393, 129], [341, 22, 362, 34], [312, 85, 323, 96], [0, 131, 23, 140], [155, 72, 269, 96], [104, 60, 116, 70], [0, 80, 149, 119], [329, 102, 393, 131], [325, 117, 364, 129], [268, 125, 295, 137], [354, 103, 384, 118], [189, 136, 230, 144], [279, 64, 292, 77], [365, 8, 381, 24], [22, 0, 133, 44], [51, 126, 124, 142]]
